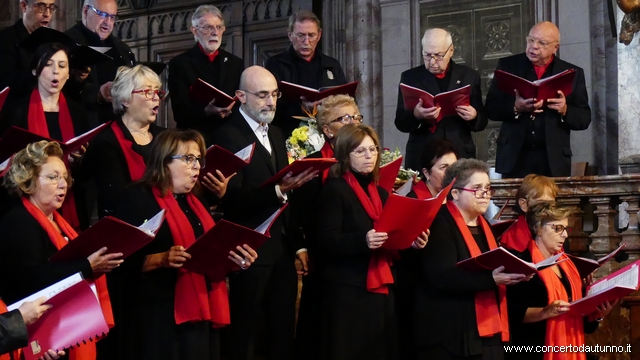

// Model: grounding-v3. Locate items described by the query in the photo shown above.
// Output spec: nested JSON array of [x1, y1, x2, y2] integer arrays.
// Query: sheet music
[[65, 123, 106, 144], [235, 143, 254, 162], [7, 273, 83, 311], [598, 244, 626, 264], [534, 252, 564, 269], [0, 157, 10, 171], [588, 264, 639, 295], [394, 179, 413, 196], [254, 208, 281, 234], [138, 209, 165, 235], [88, 46, 112, 54]]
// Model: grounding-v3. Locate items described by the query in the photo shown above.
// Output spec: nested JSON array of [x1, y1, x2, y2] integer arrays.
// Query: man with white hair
[[64, 0, 136, 124], [168, 4, 244, 145], [394, 28, 486, 171]]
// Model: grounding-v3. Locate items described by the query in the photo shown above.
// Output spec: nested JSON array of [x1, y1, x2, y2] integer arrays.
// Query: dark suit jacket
[[65, 23, 136, 125], [0, 309, 28, 355], [211, 111, 291, 265], [316, 177, 389, 288], [265, 46, 347, 137], [414, 205, 499, 356], [485, 53, 591, 177], [287, 150, 323, 254], [0, 204, 93, 304], [394, 62, 487, 171], [0, 20, 36, 117], [167, 45, 244, 145]]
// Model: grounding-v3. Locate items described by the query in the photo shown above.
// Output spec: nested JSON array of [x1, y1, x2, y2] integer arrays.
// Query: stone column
[[621, 195, 640, 261], [558, 197, 590, 254], [589, 196, 622, 277]]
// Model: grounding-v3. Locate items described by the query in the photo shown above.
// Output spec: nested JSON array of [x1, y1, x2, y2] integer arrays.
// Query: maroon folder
[[279, 81, 358, 103], [0, 122, 110, 162], [400, 83, 471, 121], [199, 143, 255, 182], [377, 181, 453, 250], [0, 87, 9, 112], [183, 206, 287, 281], [566, 244, 627, 279], [493, 69, 576, 101], [49, 210, 165, 262], [261, 158, 336, 187], [21, 279, 109, 360], [489, 219, 516, 239], [188, 78, 237, 108], [456, 247, 566, 276], [378, 157, 403, 194]]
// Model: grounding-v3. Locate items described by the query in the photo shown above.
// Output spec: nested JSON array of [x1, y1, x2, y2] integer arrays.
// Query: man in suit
[[64, 0, 136, 124], [0, 0, 57, 116], [394, 28, 487, 172], [485, 21, 591, 178], [212, 66, 317, 360], [168, 5, 244, 146], [265, 10, 347, 138]]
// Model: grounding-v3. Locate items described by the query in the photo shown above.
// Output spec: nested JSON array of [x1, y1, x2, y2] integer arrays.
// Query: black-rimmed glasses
[[171, 154, 204, 168], [546, 224, 572, 235], [32, 2, 58, 13], [459, 187, 495, 198], [330, 114, 364, 125], [422, 43, 453, 61]]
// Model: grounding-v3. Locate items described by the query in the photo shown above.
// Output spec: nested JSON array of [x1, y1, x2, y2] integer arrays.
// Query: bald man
[[485, 21, 591, 178], [212, 66, 316, 360], [395, 28, 487, 171]]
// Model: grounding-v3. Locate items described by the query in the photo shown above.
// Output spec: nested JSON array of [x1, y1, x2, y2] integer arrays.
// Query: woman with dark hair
[[410, 139, 459, 199], [415, 158, 527, 360], [112, 129, 258, 360], [506, 202, 614, 360], [317, 124, 427, 360]]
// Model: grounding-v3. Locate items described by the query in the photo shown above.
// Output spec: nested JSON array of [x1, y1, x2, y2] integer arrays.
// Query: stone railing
[[491, 174, 640, 360]]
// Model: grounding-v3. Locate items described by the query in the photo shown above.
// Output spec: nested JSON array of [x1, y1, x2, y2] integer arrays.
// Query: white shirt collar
[[239, 107, 266, 133]]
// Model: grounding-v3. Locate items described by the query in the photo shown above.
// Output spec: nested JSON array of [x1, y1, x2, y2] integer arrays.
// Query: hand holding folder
[[566, 244, 627, 279], [456, 247, 566, 276], [188, 78, 237, 108], [400, 83, 471, 120], [261, 158, 336, 187], [493, 69, 576, 101], [199, 143, 255, 182], [279, 81, 358, 103]]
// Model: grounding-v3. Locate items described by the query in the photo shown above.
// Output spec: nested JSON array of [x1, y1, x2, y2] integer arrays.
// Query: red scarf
[[528, 240, 585, 360], [21, 197, 114, 360], [412, 180, 434, 200], [111, 121, 147, 181], [151, 187, 230, 327], [320, 141, 334, 183], [446, 201, 510, 341], [534, 55, 554, 80], [27, 88, 80, 229], [0, 300, 21, 360], [198, 43, 219, 63], [500, 215, 532, 252], [343, 171, 397, 294]]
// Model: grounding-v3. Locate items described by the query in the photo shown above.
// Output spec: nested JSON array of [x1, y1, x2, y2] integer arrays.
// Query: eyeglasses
[[546, 224, 572, 235], [40, 173, 73, 186], [525, 36, 557, 48], [195, 24, 225, 34], [458, 187, 495, 198], [241, 90, 282, 100], [293, 32, 319, 42], [131, 89, 166, 100], [330, 114, 364, 125], [86, 4, 118, 21], [32, 3, 58, 14], [351, 145, 379, 158], [170, 154, 205, 168], [422, 43, 452, 61]]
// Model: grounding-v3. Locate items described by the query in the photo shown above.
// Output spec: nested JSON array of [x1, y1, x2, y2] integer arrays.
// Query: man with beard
[[0, 0, 57, 116], [168, 5, 244, 146], [64, 0, 136, 125], [212, 65, 317, 360]]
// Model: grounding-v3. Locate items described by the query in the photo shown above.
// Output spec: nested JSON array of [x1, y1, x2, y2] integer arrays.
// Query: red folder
[[400, 83, 470, 121], [0, 122, 110, 162], [378, 157, 403, 194], [456, 247, 566, 276], [183, 206, 287, 281], [19, 278, 109, 360], [188, 78, 237, 108], [279, 81, 358, 103], [566, 244, 627, 279], [493, 69, 576, 100], [0, 87, 9, 112], [199, 143, 255, 182], [261, 158, 337, 187], [489, 219, 516, 239], [568, 259, 640, 316], [49, 210, 165, 262], [377, 181, 453, 250]]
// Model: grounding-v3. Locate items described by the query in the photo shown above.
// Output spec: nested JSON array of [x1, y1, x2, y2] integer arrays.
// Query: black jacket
[[0, 309, 28, 356], [0, 20, 37, 118], [168, 45, 244, 146], [485, 53, 591, 177], [394, 62, 487, 170], [265, 46, 347, 137]]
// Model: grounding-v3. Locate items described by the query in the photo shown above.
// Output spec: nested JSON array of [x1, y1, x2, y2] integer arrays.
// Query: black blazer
[[485, 53, 591, 177], [0, 204, 93, 304], [0, 309, 28, 355], [414, 205, 499, 356], [211, 111, 291, 265], [394, 62, 487, 170], [167, 45, 244, 145], [0, 20, 37, 117], [316, 176, 389, 288], [265, 46, 347, 137], [287, 150, 323, 254], [82, 119, 165, 218]]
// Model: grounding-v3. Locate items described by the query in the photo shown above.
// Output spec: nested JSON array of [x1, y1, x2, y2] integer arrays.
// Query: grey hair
[[111, 65, 162, 116], [288, 10, 321, 32], [191, 5, 224, 27], [421, 28, 453, 48], [442, 158, 490, 200]]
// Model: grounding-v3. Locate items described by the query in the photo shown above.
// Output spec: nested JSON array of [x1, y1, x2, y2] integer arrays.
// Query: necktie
[[260, 122, 271, 154]]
